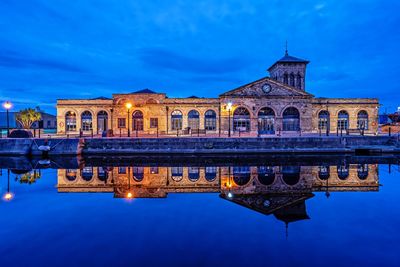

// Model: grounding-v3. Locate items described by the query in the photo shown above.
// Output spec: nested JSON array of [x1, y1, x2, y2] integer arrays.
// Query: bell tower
[[268, 47, 309, 91]]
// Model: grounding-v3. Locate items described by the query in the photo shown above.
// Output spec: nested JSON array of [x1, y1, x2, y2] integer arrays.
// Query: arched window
[[318, 166, 330, 180], [318, 110, 330, 131], [171, 110, 183, 130], [337, 163, 349, 180], [357, 111, 369, 130], [283, 107, 300, 131], [258, 107, 275, 134], [357, 164, 369, 180], [98, 167, 108, 181], [188, 110, 200, 130], [97, 111, 108, 133], [81, 167, 93, 181], [132, 110, 144, 131], [233, 107, 250, 132], [282, 166, 301, 185], [205, 166, 217, 181], [289, 73, 295, 87], [81, 111, 92, 131], [337, 111, 349, 130], [205, 110, 217, 131], [297, 73, 302, 89], [283, 73, 289, 84], [65, 111, 77, 132], [233, 166, 250, 186], [258, 166, 275, 185], [65, 169, 77, 181], [188, 167, 200, 182], [171, 167, 183, 181]]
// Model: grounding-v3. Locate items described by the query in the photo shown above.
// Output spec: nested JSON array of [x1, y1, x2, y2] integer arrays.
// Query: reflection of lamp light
[[227, 192, 233, 198], [125, 103, 132, 137], [126, 192, 133, 199], [3, 101, 12, 137], [3, 169, 13, 201]]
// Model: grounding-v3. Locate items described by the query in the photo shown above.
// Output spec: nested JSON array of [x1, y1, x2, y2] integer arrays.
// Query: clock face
[[262, 83, 272, 94]]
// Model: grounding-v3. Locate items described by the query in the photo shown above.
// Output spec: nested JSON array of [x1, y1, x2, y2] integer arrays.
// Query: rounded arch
[[146, 98, 159, 104], [289, 72, 295, 87], [282, 166, 301, 186], [65, 111, 77, 132], [205, 166, 217, 182], [205, 110, 217, 131], [132, 110, 144, 131], [357, 110, 369, 130], [233, 107, 251, 132], [97, 110, 109, 134], [171, 110, 183, 130], [257, 166, 275, 185], [357, 164, 369, 180], [282, 107, 300, 131], [65, 169, 77, 181], [337, 110, 349, 131], [232, 166, 251, 186], [81, 110, 93, 131], [318, 110, 330, 132], [258, 107, 275, 134], [188, 110, 200, 130], [337, 163, 349, 180], [188, 167, 200, 182], [132, 167, 144, 182], [171, 167, 183, 182], [318, 165, 330, 180], [81, 167, 93, 181]]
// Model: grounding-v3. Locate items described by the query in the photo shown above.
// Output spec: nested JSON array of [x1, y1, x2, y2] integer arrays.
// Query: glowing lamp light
[[227, 192, 233, 198], [3, 101, 12, 110], [3, 192, 13, 201], [125, 102, 132, 110], [126, 192, 133, 199], [227, 102, 232, 111]]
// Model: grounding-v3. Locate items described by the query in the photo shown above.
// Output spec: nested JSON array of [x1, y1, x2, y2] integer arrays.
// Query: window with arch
[[318, 110, 330, 131], [289, 73, 295, 87], [337, 111, 349, 130], [357, 164, 369, 180], [318, 166, 330, 180], [282, 166, 301, 186], [205, 110, 217, 131], [233, 166, 251, 186], [257, 166, 275, 185], [81, 111, 92, 131], [337, 163, 349, 180], [205, 166, 217, 181], [188, 110, 200, 130], [81, 167, 93, 181], [171, 110, 183, 130], [258, 107, 275, 134], [65, 169, 77, 181], [188, 167, 200, 182], [171, 167, 183, 182], [97, 110, 108, 133], [65, 111, 77, 132], [98, 167, 108, 182], [233, 107, 251, 132], [357, 110, 369, 130], [283, 73, 289, 84], [283, 107, 300, 131], [132, 110, 144, 131], [133, 167, 144, 181]]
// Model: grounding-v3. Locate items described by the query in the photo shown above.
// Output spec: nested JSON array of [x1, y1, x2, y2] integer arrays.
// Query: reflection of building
[[0, 111, 56, 129], [56, 51, 379, 136]]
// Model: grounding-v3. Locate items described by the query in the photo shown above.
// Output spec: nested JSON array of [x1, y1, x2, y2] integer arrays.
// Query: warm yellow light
[[125, 102, 132, 110], [3, 101, 12, 110], [3, 192, 13, 201], [126, 192, 133, 198], [227, 102, 232, 111]]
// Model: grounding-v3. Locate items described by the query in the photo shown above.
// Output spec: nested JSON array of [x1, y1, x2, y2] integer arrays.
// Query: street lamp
[[3, 169, 13, 201], [227, 102, 232, 137], [3, 101, 12, 137], [125, 102, 132, 137]]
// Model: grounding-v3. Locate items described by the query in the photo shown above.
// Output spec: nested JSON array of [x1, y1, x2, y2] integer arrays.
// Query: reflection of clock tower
[[268, 49, 309, 91]]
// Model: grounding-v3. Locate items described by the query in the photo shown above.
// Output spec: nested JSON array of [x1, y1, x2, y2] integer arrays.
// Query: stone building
[[56, 51, 379, 136]]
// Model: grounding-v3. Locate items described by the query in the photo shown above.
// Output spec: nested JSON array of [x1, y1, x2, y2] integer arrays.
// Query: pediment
[[220, 77, 313, 98]]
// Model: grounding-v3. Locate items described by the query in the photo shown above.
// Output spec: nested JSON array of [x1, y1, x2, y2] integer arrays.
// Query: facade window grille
[[188, 110, 200, 130], [337, 111, 349, 130], [233, 107, 251, 132], [150, 118, 158, 128], [65, 111, 77, 132], [283, 107, 300, 131], [81, 111, 92, 131], [357, 110, 369, 130], [318, 110, 330, 131], [171, 110, 183, 130], [204, 110, 216, 131]]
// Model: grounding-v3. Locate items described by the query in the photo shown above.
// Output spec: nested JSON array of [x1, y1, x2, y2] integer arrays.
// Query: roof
[[131, 89, 157, 94], [90, 96, 111, 100], [268, 51, 309, 71], [187, 95, 199, 98]]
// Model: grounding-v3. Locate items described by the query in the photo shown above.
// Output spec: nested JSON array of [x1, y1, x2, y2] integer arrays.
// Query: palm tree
[[16, 108, 42, 129]]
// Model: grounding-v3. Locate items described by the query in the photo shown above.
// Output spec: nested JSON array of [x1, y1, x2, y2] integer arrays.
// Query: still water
[[1, 155, 400, 267]]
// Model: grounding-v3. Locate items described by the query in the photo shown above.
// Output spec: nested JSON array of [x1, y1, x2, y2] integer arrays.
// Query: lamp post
[[125, 103, 132, 137], [227, 102, 232, 137], [3, 101, 12, 137], [3, 169, 13, 201]]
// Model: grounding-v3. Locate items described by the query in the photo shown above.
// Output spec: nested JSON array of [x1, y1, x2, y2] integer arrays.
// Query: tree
[[16, 108, 42, 129]]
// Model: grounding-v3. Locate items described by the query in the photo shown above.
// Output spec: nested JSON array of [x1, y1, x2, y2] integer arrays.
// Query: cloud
[[138, 47, 251, 74]]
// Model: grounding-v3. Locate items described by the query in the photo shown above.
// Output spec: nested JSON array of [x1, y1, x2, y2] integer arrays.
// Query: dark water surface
[[1, 155, 400, 267]]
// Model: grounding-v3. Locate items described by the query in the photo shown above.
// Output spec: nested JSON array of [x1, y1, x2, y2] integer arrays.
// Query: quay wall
[[0, 136, 398, 156]]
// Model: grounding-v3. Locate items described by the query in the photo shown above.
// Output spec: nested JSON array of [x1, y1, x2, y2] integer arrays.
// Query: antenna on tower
[[285, 41, 288, 56]]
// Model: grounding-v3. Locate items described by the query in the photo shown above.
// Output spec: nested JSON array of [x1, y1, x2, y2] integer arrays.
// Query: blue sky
[[0, 0, 399, 114]]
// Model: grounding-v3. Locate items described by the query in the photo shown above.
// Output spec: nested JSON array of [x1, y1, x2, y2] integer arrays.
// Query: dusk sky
[[0, 0, 399, 114]]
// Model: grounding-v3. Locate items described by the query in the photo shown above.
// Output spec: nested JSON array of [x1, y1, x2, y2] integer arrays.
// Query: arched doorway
[[132, 110, 144, 131], [282, 107, 300, 131], [258, 107, 275, 134], [81, 111, 92, 131], [65, 111, 77, 132], [337, 111, 349, 131], [357, 110, 369, 130], [204, 110, 217, 131], [171, 110, 183, 130], [233, 107, 250, 132], [97, 111, 108, 134], [188, 110, 200, 130], [318, 110, 330, 132]]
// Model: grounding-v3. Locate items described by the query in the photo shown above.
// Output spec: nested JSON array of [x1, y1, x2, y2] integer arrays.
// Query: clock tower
[[268, 49, 309, 91]]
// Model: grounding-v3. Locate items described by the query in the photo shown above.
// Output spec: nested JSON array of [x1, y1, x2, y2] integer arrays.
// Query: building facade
[[56, 52, 379, 136]]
